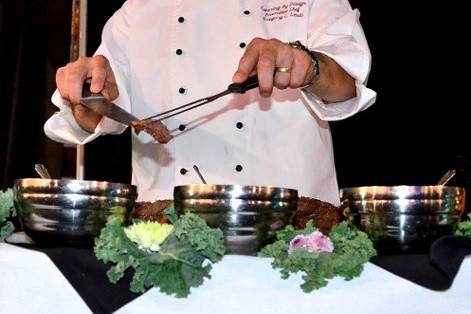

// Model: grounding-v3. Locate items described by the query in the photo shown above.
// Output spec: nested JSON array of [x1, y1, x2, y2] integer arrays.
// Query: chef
[[45, 0, 376, 205]]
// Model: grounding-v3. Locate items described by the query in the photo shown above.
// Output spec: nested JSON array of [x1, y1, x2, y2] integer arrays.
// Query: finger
[[274, 45, 294, 90], [233, 38, 263, 83], [71, 103, 92, 125], [90, 67, 107, 95], [290, 50, 312, 88], [90, 68, 107, 94], [90, 55, 110, 93], [72, 103, 90, 115], [55, 66, 69, 100], [106, 66, 119, 99], [66, 58, 90, 104], [102, 72, 120, 101], [72, 103, 102, 132], [274, 71, 291, 90], [90, 55, 119, 101], [257, 50, 276, 97]]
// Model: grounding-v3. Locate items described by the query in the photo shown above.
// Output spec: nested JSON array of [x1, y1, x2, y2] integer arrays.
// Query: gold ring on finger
[[275, 66, 291, 73]]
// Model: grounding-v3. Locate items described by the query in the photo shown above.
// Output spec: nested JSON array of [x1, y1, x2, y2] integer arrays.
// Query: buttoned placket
[[232, 6, 254, 176], [173, 2, 191, 182], [172, 3, 209, 184], [173, 4, 256, 183]]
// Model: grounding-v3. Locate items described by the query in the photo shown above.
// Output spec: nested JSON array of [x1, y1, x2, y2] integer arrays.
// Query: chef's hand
[[232, 38, 314, 97], [55, 55, 119, 133], [232, 38, 356, 102]]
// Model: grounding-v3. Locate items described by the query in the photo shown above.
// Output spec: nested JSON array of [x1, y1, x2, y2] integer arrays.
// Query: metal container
[[340, 186, 466, 253], [14, 178, 137, 246], [174, 184, 298, 255]]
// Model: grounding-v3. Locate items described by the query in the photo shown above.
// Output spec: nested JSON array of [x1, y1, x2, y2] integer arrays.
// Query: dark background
[[1, 1, 470, 203]]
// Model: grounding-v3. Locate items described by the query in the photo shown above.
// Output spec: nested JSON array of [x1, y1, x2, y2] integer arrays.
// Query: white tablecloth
[[0, 244, 91, 314], [1, 243, 470, 314]]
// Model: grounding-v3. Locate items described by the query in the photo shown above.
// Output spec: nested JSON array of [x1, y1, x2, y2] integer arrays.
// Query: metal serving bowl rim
[[14, 178, 137, 197], [174, 184, 298, 201], [340, 185, 466, 200]]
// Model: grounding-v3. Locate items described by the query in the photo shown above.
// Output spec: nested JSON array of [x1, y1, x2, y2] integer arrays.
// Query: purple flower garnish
[[288, 235, 307, 254], [288, 231, 334, 254]]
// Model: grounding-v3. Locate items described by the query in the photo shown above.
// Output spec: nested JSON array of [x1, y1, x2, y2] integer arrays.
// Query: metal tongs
[[141, 76, 259, 123]]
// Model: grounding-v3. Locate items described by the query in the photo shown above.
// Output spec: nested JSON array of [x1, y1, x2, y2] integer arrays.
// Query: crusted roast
[[129, 200, 173, 224], [293, 197, 344, 235]]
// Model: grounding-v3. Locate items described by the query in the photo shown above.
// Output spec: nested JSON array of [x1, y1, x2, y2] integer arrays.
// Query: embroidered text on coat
[[261, 1, 307, 22]]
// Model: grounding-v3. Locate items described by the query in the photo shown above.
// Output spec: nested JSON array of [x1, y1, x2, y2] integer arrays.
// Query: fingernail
[[90, 84, 99, 93], [232, 72, 243, 82]]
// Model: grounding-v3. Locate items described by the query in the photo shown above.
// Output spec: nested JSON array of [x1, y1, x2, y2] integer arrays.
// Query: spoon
[[437, 169, 456, 186], [193, 165, 207, 184], [34, 164, 51, 179]]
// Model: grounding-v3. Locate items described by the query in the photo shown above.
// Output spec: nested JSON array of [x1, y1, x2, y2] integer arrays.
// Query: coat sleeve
[[300, 0, 377, 121], [44, 1, 134, 144]]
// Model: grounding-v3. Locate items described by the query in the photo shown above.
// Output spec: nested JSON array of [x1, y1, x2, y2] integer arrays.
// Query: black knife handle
[[227, 76, 259, 94]]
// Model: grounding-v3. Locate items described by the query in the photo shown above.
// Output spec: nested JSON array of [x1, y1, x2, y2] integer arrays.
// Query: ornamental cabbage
[[124, 221, 173, 252]]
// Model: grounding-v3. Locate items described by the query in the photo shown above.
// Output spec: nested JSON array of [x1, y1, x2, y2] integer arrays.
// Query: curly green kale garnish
[[94, 211, 225, 298], [172, 212, 225, 263], [454, 213, 471, 237], [164, 206, 178, 224], [329, 222, 377, 280], [106, 206, 128, 225], [259, 221, 376, 292], [0, 189, 16, 242]]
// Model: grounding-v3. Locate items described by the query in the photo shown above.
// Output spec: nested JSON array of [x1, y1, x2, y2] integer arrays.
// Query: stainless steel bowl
[[14, 178, 137, 246], [340, 186, 466, 253], [174, 184, 298, 255]]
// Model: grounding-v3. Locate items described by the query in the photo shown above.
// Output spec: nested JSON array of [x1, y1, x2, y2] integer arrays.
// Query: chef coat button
[[176, 49, 183, 55], [180, 168, 188, 175], [178, 17, 185, 23], [239, 42, 246, 49], [236, 122, 243, 129], [179, 87, 186, 94], [235, 165, 243, 172], [178, 124, 186, 131], [243, 10, 251, 15]]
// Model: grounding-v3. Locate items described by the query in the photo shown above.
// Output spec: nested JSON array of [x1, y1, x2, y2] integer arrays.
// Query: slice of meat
[[292, 197, 344, 235], [132, 120, 173, 144], [129, 200, 174, 224]]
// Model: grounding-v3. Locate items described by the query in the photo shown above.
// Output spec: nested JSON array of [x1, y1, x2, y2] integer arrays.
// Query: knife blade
[[80, 83, 137, 126]]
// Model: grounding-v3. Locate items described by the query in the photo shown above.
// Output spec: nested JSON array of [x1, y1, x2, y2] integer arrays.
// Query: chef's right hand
[[55, 55, 119, 133]]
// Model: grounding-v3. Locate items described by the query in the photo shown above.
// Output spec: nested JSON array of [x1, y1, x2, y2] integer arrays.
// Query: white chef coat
[[44, 0, 376, 205]]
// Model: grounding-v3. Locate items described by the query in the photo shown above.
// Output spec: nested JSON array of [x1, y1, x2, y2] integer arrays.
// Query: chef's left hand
[[232, 38, 314, 97]]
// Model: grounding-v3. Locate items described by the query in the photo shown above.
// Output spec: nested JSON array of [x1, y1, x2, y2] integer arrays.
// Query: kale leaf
[[94, 211, 225, 298], [0, 189, 16, 241], [259, 221, 376, 292], [454, 213, 471, 237]]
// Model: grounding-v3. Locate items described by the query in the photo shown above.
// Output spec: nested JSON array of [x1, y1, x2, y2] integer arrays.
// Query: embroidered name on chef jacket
[[261, 1, 307, 22]]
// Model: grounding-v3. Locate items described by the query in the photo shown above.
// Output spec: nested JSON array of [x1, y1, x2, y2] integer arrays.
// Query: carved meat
[[130, 200, 174, 224], [293, 197, 344, 235], [132, 120, 173, 144]]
